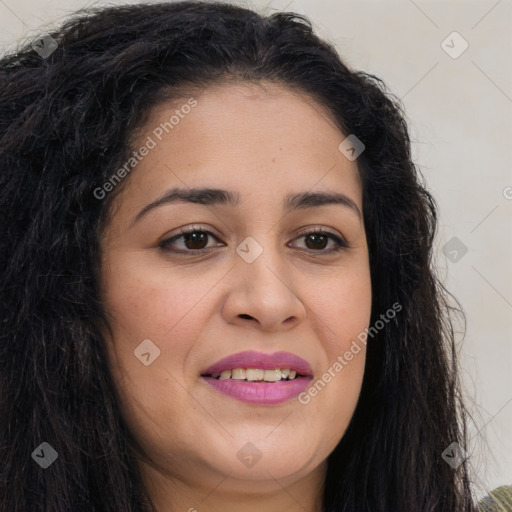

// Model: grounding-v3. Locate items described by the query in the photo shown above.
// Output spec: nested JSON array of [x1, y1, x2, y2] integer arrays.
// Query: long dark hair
[[0, 1, 477, 510]]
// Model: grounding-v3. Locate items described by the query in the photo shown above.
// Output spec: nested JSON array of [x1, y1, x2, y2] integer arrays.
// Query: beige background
[[1, 0, 510, 499]]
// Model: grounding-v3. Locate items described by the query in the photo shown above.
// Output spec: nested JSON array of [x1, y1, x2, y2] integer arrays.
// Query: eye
[[289, 228, 349, 253], [159, 226, 224, 253], [158, 226, 350, 254]]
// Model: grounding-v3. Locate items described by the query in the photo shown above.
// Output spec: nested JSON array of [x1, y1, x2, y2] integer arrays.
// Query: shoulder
[[478, 485, 512, 511]]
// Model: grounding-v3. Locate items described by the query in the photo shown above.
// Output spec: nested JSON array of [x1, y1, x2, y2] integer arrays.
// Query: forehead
[[109, 81, 363, 222]]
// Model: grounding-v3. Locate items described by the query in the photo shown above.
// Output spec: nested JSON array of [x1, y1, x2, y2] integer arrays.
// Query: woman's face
[[99, 81, 372, 504]]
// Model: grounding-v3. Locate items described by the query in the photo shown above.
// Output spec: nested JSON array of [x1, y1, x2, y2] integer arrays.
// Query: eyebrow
[[130, 186, 362, 226]]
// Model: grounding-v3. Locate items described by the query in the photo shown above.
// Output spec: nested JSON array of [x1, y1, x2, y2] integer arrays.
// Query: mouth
[[202, 367, 307, 382], [201, 350, 313, 377], [200, 351, 313, 405]]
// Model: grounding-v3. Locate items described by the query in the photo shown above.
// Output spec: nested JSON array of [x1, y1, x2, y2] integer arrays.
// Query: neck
[[139, 459, 327, 512]]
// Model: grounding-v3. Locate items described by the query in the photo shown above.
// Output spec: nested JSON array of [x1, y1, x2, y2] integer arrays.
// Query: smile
[[201, 374, 312, 405], [210, 368, 300, 381], [200, 350, 313, 405]]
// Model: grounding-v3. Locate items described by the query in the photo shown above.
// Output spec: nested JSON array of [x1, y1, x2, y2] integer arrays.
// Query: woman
[[0, 1, 494, 510]]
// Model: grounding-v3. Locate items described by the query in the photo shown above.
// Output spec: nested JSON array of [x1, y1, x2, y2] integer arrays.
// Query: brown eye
[[180, 231, 209, 250], [304, 233, 329, 250], [159, 228, 224, 253], [159, 226, 349, 255], [291, 229, 349, 253]]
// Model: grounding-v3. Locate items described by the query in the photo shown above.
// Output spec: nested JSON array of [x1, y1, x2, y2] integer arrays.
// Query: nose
[[221, 236, 307, 332]]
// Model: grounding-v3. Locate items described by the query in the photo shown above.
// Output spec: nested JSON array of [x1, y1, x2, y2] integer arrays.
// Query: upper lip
[[201, 350, 313, 377]]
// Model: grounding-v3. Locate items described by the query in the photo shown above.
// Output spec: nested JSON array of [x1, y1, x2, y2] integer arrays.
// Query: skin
[[99, 81, 372, 512]]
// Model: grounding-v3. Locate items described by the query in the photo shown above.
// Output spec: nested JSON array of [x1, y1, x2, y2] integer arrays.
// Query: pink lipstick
[[200, 350, 313, 405]]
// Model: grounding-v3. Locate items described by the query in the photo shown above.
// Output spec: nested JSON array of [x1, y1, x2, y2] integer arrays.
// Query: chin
[[209, 436, 319, 484]]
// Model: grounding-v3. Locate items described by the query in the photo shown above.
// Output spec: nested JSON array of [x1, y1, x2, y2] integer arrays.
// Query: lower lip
[[201, 376, 312, 405]]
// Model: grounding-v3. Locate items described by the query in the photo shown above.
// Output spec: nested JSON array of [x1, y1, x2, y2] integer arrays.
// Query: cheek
[[99, 260, 209, 418], [297, 264, 371, 427], [100, 255, 220, 345], [308, 259, 372, 350], [99, 264, 207, 457]]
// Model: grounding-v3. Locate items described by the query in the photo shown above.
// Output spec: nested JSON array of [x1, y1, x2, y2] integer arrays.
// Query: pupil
[[306, 234, 327, 250], [185, 232, 207, 249]]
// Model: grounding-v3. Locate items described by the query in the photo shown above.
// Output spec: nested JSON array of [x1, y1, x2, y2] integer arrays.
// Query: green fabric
[[478, 485, 512, 512]]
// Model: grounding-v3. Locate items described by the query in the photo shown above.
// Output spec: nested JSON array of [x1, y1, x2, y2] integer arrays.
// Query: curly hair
[[0, 1, 477, 510]]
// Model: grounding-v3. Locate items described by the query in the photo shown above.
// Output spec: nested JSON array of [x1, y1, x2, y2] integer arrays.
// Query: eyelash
[[158, 225, 350, 255]]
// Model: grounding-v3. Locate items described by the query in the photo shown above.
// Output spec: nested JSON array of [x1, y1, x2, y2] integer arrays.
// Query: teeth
[[246, 369, 264, 381], [231, 368, 246, 379], [263, 369, 282, 382], [212, 368, 300, 381]]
